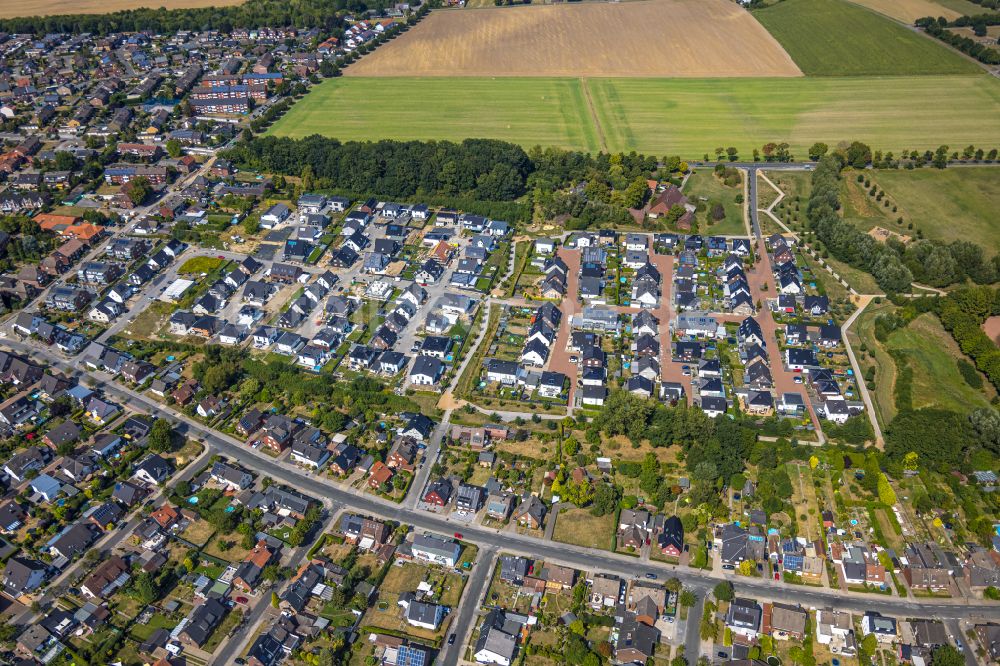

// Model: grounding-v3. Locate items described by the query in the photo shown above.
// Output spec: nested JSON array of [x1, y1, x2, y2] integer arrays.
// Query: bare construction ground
[[345, 0, 803, 77], [0, 0, 243, 18]]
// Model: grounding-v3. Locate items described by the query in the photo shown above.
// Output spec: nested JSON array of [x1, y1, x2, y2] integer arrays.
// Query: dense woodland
[[806, 153, 1000, 292], [0, 0, 389, 35], [225, 135, 673, 226]]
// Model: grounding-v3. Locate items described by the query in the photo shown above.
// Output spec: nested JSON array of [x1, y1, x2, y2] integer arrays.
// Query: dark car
[[645, 572, 657, 579], [718, 652, 728, 659], [448, 634, 457, 645]]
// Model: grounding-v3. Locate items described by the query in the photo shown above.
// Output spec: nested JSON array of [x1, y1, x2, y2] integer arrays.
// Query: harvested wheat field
[[846, 0, 962, 23], [0, 0, 244, 18], [345, 0, 803, 77]]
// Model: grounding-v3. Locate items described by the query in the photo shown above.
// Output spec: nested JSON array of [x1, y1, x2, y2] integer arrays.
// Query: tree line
[[805, 153, 999, 292], [0, 0, 392, 35], [916, 15, 1000, 64], [225, 135, 681, 227]]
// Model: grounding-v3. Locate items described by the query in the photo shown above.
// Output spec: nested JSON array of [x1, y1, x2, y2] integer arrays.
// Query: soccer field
[[268, 75, 1000, 157]]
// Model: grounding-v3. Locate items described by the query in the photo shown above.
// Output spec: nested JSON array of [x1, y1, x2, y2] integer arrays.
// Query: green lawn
[[752, 0, 980, 76], [178, 256, 225, 274], [271, 75, 1000, 158], [682, 169, 747, 236], [870, 168, 1000, 255]]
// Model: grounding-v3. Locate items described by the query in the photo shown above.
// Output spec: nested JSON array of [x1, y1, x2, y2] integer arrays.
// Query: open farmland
[[753, 0, 981, 75], [846, 0, 964, 24], [345, 0, 802, 78], [270, 75, 1000, 157], [269, 77, 604, 152], [0, 0, 243, 18]]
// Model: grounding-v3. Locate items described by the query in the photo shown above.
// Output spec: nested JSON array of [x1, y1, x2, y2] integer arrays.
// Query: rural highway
[[6, 336, 1000, 628]]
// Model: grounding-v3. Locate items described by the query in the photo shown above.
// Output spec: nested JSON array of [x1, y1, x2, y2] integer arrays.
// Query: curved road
[[5, 336, 999, 628]]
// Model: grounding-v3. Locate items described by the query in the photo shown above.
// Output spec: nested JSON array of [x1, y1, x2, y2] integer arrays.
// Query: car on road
[[956, 639, 963, 651], [774, 572, 780, 580], [454, 532, 463, 539], [793, 376, 802, 384], [448, 634, 457, 645], [644, 572, 657, 579]]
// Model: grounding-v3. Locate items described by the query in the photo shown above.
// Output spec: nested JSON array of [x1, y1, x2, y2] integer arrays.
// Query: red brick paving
[[647, 251, 693, 405], [548, 248, 582, 409], [741, 250, 822, 432], [538, 239, 820, 430]]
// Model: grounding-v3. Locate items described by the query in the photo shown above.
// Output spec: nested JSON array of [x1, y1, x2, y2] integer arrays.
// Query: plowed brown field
[[0, 0, 243, 18], [345, 0, 803, 78]]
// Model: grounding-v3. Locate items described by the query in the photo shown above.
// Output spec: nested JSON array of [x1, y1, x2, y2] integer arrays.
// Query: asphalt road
[[6, 339, 1000, 635], [945, 619, 979, 666], [685, 592, 705, 663], [440, 546, 497, 666]]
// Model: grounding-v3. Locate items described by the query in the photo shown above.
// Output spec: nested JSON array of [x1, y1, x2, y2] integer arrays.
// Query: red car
[[454, 532, 463, 540], [774, 572, 780, 580]]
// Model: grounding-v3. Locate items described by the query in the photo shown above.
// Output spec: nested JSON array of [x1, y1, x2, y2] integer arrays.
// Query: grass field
[[851, 304, 994, 426], [932, 0, 989, 15], [682, 170, 747, 236], [753, 0, 980, 75], [271, 75, 1000, 157], [552, 506, 614, 550], [888, 313, 995, 412], [346, 0, 801, 78], [844, 167, 1000, 255], [0, 0, 243, 18]]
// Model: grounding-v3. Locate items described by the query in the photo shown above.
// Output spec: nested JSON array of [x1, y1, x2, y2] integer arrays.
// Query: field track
[[345, 0, 802, 78], [0, 0, 243, 18], [268, 75, 1000, 157]]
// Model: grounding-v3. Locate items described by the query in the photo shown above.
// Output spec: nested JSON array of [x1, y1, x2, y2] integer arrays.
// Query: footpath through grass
[[272, 75, 1000, 157], [752, 0, 981, 76]]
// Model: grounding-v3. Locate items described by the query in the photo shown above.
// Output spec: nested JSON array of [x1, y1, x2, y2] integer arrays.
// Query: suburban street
[[4, 334, 999, 629]]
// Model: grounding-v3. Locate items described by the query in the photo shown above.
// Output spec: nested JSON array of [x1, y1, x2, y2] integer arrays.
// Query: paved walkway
[[757, 169, 884, 446]]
